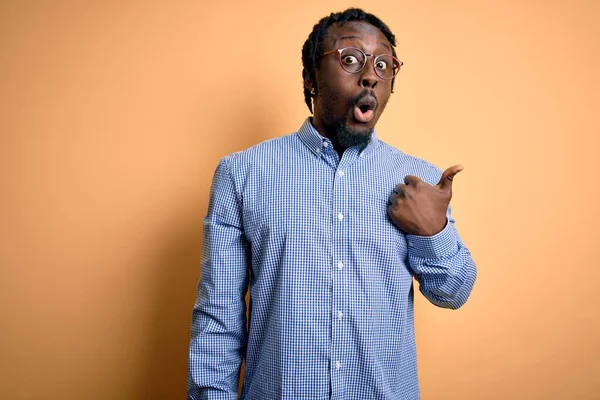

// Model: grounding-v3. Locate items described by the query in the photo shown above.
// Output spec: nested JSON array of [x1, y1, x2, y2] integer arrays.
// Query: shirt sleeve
[[187, 156, 250, 399], [405, 205, 477, 310]]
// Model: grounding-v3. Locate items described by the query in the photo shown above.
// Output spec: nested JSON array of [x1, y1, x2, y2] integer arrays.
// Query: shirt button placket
[[331, 165, 348, 397]]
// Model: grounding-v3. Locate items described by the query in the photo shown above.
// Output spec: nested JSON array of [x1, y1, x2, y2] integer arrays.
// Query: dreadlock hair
[[301, 8, 398, 113]]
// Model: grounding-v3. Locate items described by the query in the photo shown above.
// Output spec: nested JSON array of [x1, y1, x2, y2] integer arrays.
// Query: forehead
[[324, 21, 390, 51]]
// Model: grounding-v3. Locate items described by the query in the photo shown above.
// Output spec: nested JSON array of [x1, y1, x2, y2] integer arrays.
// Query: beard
[[320, 89, 376, 151], [325, 115, 373, 150]]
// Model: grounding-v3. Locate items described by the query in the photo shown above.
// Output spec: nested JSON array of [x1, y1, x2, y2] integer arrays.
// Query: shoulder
[[214, 133, 299, 180]]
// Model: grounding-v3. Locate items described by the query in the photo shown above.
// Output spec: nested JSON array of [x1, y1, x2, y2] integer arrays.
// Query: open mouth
[[353, 96, 377, 123], [359, 104, 372, 113]]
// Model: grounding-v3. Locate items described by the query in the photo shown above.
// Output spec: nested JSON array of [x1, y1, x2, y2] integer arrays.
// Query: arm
[[188, 157, 249, 400], [406, 206, 477, 309], [387, 164, 477, 309]]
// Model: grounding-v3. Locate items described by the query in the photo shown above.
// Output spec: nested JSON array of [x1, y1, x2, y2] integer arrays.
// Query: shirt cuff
[[406, 219, 459, 260]]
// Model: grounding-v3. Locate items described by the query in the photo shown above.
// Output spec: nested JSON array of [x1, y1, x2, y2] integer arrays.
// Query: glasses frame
[[322, 47, 403, 80]]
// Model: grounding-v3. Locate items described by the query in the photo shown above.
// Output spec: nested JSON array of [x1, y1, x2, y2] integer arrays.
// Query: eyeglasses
[[322, 47, 403, 80]]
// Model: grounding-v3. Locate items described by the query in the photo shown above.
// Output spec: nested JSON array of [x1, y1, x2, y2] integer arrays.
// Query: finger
[[393, 183, 408, 196], [388, 192, 399, 206], [403, 175, 422, 186], [437, 165, 463, 191]]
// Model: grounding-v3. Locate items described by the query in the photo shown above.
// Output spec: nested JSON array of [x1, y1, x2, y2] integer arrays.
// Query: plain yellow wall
[[1, 1, 599, 399]]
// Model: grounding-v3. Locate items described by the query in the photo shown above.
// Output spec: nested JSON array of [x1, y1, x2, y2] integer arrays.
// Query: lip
[[351, 94, 378, 124], [355, 95, 378, 113]]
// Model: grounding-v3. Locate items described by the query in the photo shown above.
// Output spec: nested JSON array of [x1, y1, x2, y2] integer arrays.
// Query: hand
[[387, 165, 463, 236]]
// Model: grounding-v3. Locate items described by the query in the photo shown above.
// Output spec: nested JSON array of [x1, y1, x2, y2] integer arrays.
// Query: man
[[188, 8, 477, 400]]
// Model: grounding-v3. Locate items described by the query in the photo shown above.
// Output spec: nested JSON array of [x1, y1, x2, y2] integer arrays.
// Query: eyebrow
[[334, 35, 392, 51]]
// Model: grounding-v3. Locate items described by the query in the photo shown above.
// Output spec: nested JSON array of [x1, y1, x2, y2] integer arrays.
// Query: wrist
[[406, 219, 458, 260], [421, 219, 448, 237]]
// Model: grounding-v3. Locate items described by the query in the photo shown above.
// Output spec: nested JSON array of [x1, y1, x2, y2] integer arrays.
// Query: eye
[[342, 55, 359, 65], [375, 60, 388, 70]]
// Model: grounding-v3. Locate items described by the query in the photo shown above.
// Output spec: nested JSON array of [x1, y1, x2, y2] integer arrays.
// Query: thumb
[[437, 165, 463, 191]]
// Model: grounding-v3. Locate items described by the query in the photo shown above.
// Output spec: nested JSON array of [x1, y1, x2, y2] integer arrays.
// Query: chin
[[334, 120, 374, 149], [347, 115, 376, 134], [346, 125, 373, 138], [350, 121, 374, 132]]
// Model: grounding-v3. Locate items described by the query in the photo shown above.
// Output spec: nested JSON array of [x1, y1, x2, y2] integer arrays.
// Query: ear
[[302, 68, 315, 94]]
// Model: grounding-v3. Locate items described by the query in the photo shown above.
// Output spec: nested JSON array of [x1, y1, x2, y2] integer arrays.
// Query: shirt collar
[[297, 117, 380, 158]]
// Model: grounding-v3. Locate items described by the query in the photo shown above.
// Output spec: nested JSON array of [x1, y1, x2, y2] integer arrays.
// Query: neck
[[309, 116, 372, 156], [309, 117, 347, 155]]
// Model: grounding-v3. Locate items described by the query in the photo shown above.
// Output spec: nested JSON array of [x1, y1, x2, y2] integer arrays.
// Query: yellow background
[[1, 1, 599, 399]]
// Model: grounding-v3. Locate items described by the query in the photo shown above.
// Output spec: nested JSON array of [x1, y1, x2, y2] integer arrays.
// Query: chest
[[240, 158, 407, 252]]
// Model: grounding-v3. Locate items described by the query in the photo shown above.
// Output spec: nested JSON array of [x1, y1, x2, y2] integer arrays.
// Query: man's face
[[309, 21, 394, 149]]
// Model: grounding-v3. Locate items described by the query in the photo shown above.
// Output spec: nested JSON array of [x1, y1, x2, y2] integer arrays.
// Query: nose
[[360, 58, 378, 89]]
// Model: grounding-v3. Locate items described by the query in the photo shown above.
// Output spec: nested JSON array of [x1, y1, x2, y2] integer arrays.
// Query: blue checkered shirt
[[188, 118, 477, 399]]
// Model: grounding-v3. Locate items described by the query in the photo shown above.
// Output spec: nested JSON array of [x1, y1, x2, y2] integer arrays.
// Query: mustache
[[349, 89, 378, 107]]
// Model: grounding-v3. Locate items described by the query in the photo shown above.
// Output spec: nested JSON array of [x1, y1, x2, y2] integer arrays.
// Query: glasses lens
[[339, 48, 366, 73], [374, 55, 400, 79]]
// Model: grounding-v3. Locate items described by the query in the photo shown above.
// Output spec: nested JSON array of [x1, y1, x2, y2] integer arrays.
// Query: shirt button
[[359, 153, 364, 158], [337, 262, 344, 270], [323, 142, 329, 148], [337, 311, 343, 319], [338, 170, 344, 177], [335, 361, 342, 369], [408, 241, 414, 247], [337, 213, 344, 221]]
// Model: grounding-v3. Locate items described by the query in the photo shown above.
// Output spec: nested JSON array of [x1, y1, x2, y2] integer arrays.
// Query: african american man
[[188, 8, 477, 400]]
